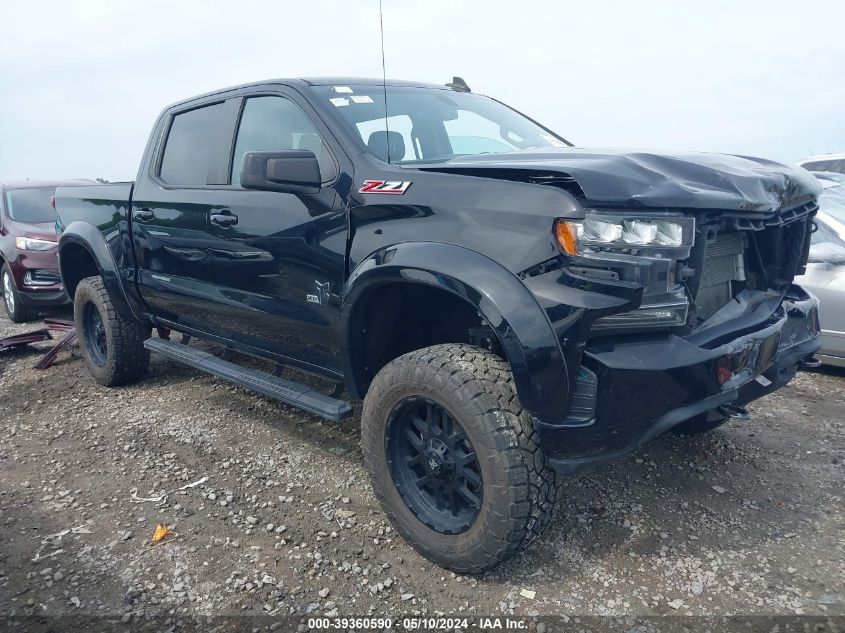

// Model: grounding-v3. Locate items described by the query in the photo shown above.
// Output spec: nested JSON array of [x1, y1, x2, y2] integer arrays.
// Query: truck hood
[[417, 148, 821, 213]]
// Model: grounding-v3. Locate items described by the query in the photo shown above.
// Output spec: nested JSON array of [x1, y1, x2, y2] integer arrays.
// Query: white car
[[795, 172, 845, 367], [797, 154, 845, 175]]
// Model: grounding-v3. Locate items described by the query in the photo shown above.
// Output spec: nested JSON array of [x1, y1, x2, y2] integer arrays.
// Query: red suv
[[0, 181, 80, 322]]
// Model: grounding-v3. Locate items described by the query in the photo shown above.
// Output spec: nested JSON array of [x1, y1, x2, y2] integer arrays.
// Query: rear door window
[[159, 103, 226, 186]]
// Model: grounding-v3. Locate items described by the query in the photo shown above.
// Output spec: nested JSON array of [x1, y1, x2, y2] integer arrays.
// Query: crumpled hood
[[418, 148, 821, 213]]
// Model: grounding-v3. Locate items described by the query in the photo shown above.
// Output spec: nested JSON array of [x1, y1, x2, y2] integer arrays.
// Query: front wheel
[[2, 264, 37, 323], [73, 276, 150, 385], [361, 344, 560, 573]]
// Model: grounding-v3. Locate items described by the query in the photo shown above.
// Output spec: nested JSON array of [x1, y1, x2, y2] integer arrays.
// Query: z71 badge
[[358, 180, 412, 194]]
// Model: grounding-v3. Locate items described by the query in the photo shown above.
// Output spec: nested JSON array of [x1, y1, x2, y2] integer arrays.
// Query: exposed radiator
[[695, 231, 746, 321], [700, 231, 745, 289]]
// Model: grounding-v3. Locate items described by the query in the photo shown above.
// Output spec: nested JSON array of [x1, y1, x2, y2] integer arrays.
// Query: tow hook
[[718, 403, 750, 421], [799, 355, 823, 370]]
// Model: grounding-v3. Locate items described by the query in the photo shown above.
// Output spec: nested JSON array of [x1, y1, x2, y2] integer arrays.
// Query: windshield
[[809, 216, 845, 264], [806, 174, 845, 263], [4, 187, 57, 224], [803, 159, 845, 174], [315, 85, 569, 164], [815, 173, 845, 225]]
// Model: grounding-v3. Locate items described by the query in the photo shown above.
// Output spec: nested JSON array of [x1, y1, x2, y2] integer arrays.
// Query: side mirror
[[240, 150, 321, 194]]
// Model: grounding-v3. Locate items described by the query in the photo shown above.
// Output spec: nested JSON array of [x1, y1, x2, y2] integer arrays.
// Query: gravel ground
[[0, 308, 843, 630]]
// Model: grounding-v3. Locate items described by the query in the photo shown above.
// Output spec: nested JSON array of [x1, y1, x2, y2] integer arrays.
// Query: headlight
[[15, 237, 57, 251], [622, 220, 658, 245], [555, 211, 696, 332], [654, 220, 684, 246], [583, 218, 623, 243], [556, 213, 694, 255]]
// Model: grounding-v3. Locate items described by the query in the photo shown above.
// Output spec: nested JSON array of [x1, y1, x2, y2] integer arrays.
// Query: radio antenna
[[379, 0, 390, 163]]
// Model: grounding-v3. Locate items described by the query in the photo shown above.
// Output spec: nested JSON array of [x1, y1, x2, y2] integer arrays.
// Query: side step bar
[[144, 338, 352, 422]]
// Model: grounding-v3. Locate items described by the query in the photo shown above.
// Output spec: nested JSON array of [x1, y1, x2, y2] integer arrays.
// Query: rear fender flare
[[58, 221, 141, 323], [342, 242, 569, 419]]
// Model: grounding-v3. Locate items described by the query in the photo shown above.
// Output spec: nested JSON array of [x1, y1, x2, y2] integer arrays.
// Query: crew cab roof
[[300, 77, 447, 89], [164, 77, 452, 110]]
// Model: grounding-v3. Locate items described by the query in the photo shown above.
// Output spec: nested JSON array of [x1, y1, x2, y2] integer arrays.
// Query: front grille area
[[690, 202, 816, 326], [577, 201, 816, 334], [734, 200, 818, 231], [24, 269, 61, 286], [694, 232, 746, 321]]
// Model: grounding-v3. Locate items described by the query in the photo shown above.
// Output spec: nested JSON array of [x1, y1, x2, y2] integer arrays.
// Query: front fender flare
[[58, 221, 141, 323], [343, 242, 569, 420]]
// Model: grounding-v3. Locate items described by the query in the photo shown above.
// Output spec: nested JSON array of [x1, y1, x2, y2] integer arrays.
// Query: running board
[[144, 338, 352, 422]]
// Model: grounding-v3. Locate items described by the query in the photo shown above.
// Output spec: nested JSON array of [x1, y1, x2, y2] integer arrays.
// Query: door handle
[[210, 212, 238, 227], [133, 208, 154, 221]]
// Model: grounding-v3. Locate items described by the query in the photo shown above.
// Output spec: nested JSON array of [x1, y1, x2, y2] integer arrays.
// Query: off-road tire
[[73, 276, 149, 386], [362, 343, 561, 573], [669, 411, 730, 435], [2, 264, 37, 323]]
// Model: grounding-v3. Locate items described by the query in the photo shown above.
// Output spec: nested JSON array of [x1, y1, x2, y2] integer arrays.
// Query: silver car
[[795, 172, 845, 367], [797, 154, 845, 175]]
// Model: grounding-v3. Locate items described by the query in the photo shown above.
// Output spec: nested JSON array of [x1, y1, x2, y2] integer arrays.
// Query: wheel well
[[348, 283, 501, 396], [59, 243, 100, 299]]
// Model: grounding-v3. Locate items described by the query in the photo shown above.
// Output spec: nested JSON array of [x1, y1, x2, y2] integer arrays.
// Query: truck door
[[205, 91, 349, 375], [131, 99, 236, 332]]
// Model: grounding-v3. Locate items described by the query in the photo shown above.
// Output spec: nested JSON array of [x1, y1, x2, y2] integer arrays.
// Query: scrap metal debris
[[130, 475, 209, 506], [0, 330, 52, 352], [42, 318, 74, 331], [177, 476, 209, 490], [0, 318, 79, 371], [32, 524, 92, 562], [129, 489, 167, 504], [34, 319, 77, 370]]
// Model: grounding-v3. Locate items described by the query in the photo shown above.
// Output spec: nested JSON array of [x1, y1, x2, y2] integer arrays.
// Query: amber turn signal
[[555, 220, 578, 256]]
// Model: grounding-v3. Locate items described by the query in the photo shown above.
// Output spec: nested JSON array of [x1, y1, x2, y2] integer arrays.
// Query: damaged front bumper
[[538, 285, 820, 475]]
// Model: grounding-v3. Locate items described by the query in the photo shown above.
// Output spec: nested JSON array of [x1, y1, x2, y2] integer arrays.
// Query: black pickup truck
[[55, 77, 821, 572]]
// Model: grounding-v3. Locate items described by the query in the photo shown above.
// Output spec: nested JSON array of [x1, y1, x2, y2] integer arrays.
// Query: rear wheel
[[2, 264, 37, 323], [73, 276, 150, 385], [362, 344, 560, 573]]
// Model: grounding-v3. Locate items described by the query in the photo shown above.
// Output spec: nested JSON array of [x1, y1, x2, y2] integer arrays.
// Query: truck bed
[[54, 182, 134, 232]]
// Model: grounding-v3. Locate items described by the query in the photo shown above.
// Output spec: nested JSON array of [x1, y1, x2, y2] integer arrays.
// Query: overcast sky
[[1, 0, 843, 182]]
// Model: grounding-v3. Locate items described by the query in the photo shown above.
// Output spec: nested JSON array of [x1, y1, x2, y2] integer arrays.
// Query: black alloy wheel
[[83, 300, 107, 366], [387, 396, 483, 534]]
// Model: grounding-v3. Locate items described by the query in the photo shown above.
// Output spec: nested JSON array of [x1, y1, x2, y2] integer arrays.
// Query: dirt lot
[[1, 308, 843, 630]]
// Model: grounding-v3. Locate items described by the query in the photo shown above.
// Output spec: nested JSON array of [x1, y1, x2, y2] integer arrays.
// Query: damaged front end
[[416, 146, 825, 472], [537, 281, 820, 474], [552, 197, 818, 336], [515, 162, 822, 473]]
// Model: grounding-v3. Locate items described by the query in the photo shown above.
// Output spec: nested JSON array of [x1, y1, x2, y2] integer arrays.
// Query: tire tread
[[362, 343, 560, 573], [74, 276, 149, 386]]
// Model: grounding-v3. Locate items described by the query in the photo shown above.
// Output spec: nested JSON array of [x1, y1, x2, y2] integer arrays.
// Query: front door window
[[231, 96, 336, 185]]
